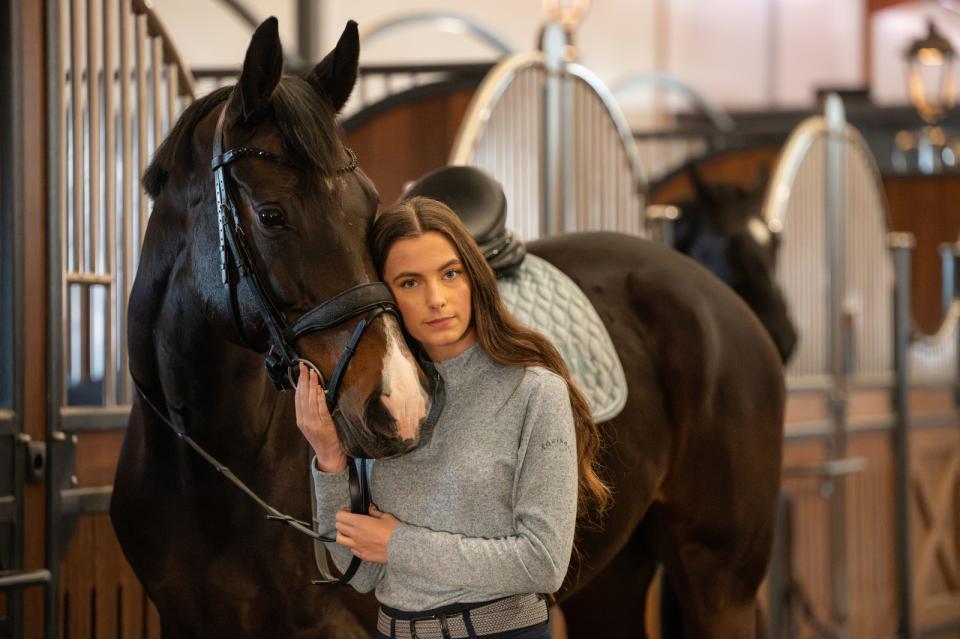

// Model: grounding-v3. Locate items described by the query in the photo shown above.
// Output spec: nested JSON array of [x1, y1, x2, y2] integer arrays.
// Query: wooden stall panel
[[846, 431, 898, 638], [910, 425, 960, 631], [59, 514, 159, 639], [54, 428, 161, 638], [780, 438, 832, 639], [782, 394, 960, 637]]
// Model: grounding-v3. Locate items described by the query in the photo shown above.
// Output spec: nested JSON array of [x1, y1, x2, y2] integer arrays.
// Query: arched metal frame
[[449, 37, 647, 241], [612, 72, 736, 186], [767, 98, 890, 386], [766, 97, 958, 386], [338, 12, 512, 118], [358, 11, 513, 56], [610, 71, 736, 132]]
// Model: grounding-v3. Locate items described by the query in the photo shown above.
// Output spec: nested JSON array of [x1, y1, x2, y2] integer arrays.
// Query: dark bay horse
[[111, 19, 424, 638], [111, 17, 784, 639]]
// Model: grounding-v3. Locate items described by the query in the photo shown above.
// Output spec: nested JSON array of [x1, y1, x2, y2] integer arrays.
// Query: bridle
[[210, 108, 391, 405], [134, 106, 444, 587]]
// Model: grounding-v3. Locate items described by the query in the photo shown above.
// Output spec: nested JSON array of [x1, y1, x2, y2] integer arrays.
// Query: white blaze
[[379, 322, 428, 440]]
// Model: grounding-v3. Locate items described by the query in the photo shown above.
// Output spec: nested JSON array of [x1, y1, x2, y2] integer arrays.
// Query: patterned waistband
[[376, 593, 548, 639]]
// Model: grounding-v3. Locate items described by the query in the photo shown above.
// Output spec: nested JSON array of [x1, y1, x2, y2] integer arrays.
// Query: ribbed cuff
[[310, 455, 349, 484]]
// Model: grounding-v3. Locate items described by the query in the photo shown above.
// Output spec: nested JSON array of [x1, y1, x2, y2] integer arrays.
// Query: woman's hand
[[335, 505, 401, 564], [294, 363, 347, 473]]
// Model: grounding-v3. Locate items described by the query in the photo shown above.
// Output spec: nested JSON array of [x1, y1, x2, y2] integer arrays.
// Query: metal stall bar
[[762, 96, 891, 638], [87, 0, 103, 401], [69, 0, 84, 388], [167, 59, 179, 134], [135, 12, 148, 243], [103, 0, 117, 406], [824, 93, 851, 638], [119, 0, 132, 404], [151, 34, 163, 155], [890, 231, 915, 639], [449, 50, 547, 240], [541, 23, 565, 237]]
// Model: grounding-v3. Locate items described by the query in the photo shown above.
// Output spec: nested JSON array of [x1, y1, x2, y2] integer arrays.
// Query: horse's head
[[142, 18, 438, 458], [674, 162, 798, 363]]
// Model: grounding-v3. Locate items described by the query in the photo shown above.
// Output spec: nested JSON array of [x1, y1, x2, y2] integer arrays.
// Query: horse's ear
[[227, 17, 284, 126], [307, 20, 359, 113]]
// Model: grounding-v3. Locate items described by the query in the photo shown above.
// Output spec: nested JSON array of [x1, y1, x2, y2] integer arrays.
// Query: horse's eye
[[257, 208, 285, 228]]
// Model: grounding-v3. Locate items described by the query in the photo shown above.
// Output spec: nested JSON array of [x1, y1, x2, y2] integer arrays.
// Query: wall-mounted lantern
[[894, 20, 959, 174], [906, 19, 956, 125]]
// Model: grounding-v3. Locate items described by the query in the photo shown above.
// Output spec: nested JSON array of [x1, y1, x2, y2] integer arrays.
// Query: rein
[[129, 374, 370, 586]]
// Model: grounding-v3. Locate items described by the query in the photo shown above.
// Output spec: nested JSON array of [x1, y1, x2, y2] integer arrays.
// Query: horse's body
[[529, 234, 784, 637], [111, 18, 784, 639]]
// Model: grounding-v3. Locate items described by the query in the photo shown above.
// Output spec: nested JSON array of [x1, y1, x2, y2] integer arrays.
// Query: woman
[[295, 197, 609, 639]]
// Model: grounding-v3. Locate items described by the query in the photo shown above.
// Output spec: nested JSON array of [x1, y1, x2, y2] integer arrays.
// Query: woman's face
[[383, 231, 475, 362]]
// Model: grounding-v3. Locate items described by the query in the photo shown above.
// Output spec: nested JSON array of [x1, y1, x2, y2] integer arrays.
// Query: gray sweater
[[311, 341, 578, 612]]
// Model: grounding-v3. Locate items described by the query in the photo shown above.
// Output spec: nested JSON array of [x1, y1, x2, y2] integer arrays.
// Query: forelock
[[271, 77, 343, 175]]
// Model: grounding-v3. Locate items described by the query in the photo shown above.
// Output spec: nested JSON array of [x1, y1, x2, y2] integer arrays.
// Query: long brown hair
[[371, 196, 611, 523]]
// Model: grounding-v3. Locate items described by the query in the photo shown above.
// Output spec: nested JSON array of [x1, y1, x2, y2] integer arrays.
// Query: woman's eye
[[443, 269, 460, 280], [400, 279, 417, 289], [256, 208, 285, 227]]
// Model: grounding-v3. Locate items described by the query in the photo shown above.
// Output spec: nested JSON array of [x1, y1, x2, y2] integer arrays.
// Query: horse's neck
[[129, 204, 287, 460]]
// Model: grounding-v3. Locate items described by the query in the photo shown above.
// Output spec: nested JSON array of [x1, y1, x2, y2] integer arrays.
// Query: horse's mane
[[143, 77, 344, 198], [142, 86, 230, 198]]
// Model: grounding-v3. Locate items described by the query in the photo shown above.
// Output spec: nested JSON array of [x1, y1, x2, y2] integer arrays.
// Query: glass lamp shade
[[906, 20, 957, 124]]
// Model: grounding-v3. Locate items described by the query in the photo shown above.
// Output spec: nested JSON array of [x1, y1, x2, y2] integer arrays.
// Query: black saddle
[[403, 166, 526, 277]]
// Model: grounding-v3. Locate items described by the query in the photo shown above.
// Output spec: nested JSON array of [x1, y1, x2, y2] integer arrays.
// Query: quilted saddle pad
[[496, 254, 627, 423]]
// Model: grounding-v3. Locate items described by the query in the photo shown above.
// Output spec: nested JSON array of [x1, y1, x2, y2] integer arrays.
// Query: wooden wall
[[884, 176, 960, 336], [343, 87, 477, 207]]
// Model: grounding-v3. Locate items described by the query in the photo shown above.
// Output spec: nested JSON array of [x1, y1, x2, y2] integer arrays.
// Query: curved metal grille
[[774, 133, 830, 378], [568, 67, 647, 237], [844, 140, 894, 379], [768, 118, 894, 382], [450, 53, 646, 240], [454, 56, 546, 240]]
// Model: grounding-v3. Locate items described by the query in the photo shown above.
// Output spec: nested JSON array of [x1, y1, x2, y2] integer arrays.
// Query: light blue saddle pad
[[496, 254, 627, 423]]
